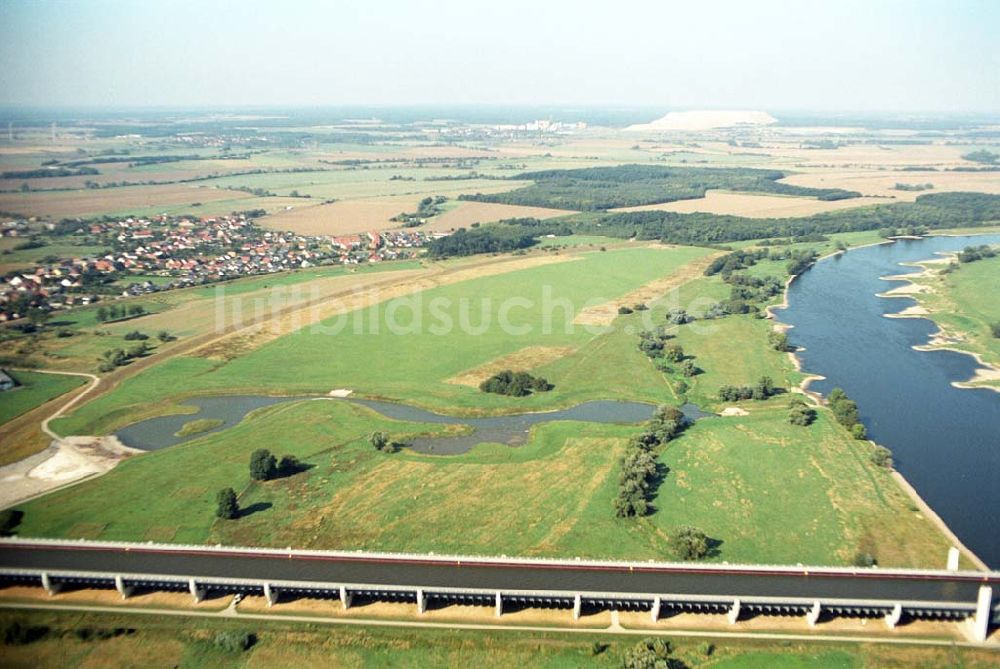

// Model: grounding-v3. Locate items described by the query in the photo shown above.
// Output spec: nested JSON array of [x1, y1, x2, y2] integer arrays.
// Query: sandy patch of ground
[[573, 252, 722, 326], [445, 346, 575, 387], [236, 595, 611, 628], [719, 407, 749, 417], [0, 585, 232, 611], [327, 388, 353, 397], [617, 610, 967, 639], [0, 436, 139, 508], [881, 282, 932, 296], [886, 305, 930, 317], [614, 190, 883, 218], [418, 201, 575, 233]]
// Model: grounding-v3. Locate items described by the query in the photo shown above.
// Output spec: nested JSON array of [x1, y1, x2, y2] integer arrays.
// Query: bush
[[670, 526, 711, 560], [617, 305, 634, 315], [0, 509, 24, 536], [370, 432, 393, 452], [2, 621, 49, 645], [212, 630, 256, 653], [851, 423, 868, 440], [123, 330, 148, 341], [788, 403, 817, 426], [991, 322, 1000, 339], [853, 551, 877, 567], [768, 330, 790, 352], [871, 446, 893, 468]]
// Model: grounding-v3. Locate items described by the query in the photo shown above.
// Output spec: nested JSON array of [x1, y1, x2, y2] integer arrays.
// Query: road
[[1, 542, 996, 605]]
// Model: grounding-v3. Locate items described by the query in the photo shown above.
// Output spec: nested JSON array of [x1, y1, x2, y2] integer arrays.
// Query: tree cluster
[[95, 303, 146, 323], [956, 244, 997, 263], [479, 370, 553, 396], [718, 376, 779, 402], [249, 448, 302, 481], [97, 341, 151, 372], [459, 164, 858, 212], [615, 406, 688, 518]]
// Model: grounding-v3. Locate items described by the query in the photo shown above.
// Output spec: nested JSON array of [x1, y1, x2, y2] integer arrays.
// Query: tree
[[851, 423, 868, 440], [157, 330, 174, 342], [991, 322, 1000, 339], [278, 455, 301, 475], [249, 449, 277, 480], [670, 526, 710, 560], [369, 431, 390, 452], [751, 376, 775, 400], [95, 306, 109, 323], [215, 488, 238, 519]]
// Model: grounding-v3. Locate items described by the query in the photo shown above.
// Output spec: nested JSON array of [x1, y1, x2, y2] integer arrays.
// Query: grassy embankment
[[7, 609, 998, 669], [908, 253, 1000, 388], [15, 242, 957, 567], [0, 370, 85, 428]]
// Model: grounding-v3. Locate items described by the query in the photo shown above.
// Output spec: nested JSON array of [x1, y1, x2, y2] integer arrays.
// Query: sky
[[0, 0, 998, 113]]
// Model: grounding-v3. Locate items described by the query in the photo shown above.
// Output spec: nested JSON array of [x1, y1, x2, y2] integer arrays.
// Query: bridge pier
[[339, 586, 352, 610], [188, 578, 204, 603], [416, 588, 426, 615], [971, 586, 993, 643], [806, 600, 821, 627], [728, 598, 741, 624], [650, 595, 661, 622], [40, 572, 59, 596], [572, 594, 582, 620], [947, 547, 960, 571], [885, 603, 902, 630], [495, 591, 503, 617], [114, 575, 132, 600], [263, 583, 277, 607]]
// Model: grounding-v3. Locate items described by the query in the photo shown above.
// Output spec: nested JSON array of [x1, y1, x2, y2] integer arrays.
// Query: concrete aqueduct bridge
[[0, 538, 997, 642]]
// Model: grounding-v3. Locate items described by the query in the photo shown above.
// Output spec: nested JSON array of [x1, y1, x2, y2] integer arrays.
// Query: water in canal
[[116, 396, 709, 455], [776, 234, 1000, 567]]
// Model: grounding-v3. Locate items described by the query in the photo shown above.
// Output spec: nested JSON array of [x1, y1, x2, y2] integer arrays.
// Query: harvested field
[[0, 183, 250, 217], [573, 250, 723, 326], [779, 169, 1000, 201], [446, 345, 575, 387], [614, 189, 884, 218], [260, 194, 426, 235], [418, 201, 575, 232]]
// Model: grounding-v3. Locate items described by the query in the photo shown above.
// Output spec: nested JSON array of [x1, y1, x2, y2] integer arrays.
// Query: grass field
[[18, 388, 953, 567], [4, 609, 996, 669], [51, 246, 713, 435], [0, 370, 85, 427], [909, 254, 1000, 376]]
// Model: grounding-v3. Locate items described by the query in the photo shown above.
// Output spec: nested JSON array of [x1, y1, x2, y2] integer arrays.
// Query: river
[[776, 234, 1000, 567]]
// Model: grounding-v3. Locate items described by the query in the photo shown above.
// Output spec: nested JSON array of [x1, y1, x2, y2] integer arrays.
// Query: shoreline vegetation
[[771, 237, 993, 570], [879, 249, 1000, 393]]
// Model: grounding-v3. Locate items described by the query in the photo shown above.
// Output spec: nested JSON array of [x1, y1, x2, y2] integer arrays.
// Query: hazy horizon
[[1, 0, 998, 113]]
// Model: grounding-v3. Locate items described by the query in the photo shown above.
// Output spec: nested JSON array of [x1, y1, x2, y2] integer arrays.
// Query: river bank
[[773, 233, 1000, 568]]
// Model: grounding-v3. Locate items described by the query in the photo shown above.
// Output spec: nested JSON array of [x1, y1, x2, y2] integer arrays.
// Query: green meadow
[[0, 370, 85, 427], [19, 392, 953, 567], [52, 246, 712, 434]]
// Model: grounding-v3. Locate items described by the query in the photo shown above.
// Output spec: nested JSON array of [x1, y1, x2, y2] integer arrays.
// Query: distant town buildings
[[0, 214, 430, 322]]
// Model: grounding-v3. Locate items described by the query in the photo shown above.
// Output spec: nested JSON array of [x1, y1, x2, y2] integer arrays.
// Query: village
[[0, 214, 430, 322]]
